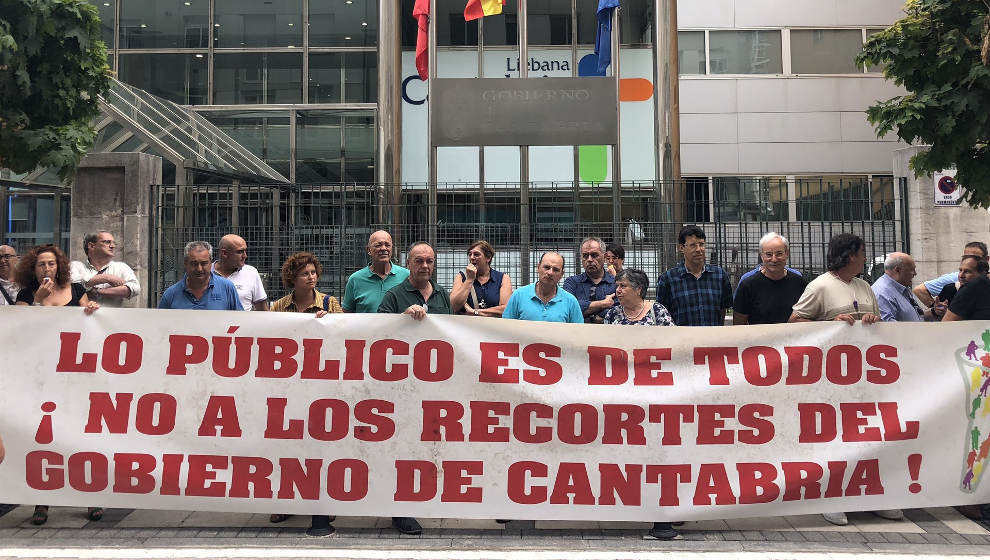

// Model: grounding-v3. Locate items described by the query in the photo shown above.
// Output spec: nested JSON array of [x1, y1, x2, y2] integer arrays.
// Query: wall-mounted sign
[[430, 77, 618, 147], [934, 169, 962, 206]]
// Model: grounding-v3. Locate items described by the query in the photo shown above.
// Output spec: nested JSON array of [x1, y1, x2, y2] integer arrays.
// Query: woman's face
[[615, 278, 641, 304], [293, 263, 318, 292], [468, 247, 490, 268], [959, 259, 979, 285], [34, 252, 58, 284]]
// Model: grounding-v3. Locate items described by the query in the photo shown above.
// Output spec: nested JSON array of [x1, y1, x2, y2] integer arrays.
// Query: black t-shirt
[[733, 270, 808, 325], [937, 283, 958, 304], [16, 282, 86, 306], [949, 275, 990, 320]]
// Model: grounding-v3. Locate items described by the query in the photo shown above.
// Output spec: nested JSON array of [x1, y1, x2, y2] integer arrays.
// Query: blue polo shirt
[[503, 283, 584, 324], [159, 272, 242, 310], [563, 271, 616, 320], [342, 264, 410, 313]]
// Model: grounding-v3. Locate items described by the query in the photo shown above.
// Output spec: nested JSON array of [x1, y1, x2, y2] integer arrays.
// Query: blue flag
[[595, 0, 620, 74]]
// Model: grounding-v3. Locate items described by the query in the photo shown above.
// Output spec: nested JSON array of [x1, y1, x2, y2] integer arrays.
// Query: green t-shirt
[[377, 279, 452, 315], [342, 264, 410, 313]]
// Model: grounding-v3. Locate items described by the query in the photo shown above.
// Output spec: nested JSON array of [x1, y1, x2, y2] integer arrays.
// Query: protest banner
[[0, 306, 988, 521]]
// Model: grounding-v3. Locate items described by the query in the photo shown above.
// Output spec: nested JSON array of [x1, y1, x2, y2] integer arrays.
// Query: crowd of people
[[1, 225, 988, 537]]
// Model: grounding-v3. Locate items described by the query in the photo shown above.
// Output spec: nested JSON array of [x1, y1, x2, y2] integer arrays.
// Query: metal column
[[427, 0, 438, 250], [653, 0, 682, 219], [377, 0, 402, 187], [519, 0, 531, 285]]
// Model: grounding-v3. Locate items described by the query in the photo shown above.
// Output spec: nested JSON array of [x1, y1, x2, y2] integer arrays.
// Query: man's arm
[[913, 283, 934, 307], [252, 299, 269, 311], [377, 290, 398, 313], [562, 276, 591, 315]]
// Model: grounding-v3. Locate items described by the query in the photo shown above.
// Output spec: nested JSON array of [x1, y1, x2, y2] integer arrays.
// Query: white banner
[[1, 307, 989, 521]]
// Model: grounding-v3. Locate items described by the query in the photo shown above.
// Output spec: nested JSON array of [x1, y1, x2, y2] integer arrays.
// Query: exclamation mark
[[907, 453, 922, 493], [34, 402, 56, 444]]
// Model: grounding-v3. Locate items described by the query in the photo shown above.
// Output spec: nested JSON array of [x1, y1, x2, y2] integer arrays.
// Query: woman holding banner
[[14, 244, 101, 525], [268, 251, 340, 536], [449, 240, 512, 317], [602, 268, 679, 539]]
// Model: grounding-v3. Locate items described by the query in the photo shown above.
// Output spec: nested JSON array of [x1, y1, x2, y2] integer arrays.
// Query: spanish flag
[[413, 0, 429, 80], [464, 0, 505, 21]]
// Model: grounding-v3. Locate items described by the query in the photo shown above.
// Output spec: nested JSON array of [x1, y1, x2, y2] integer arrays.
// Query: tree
[[858, 0, 990, 207], [0, 0, 111, 181]]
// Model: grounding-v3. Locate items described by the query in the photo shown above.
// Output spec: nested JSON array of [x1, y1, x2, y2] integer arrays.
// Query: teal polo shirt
[[342, 264, 410, 313], [377, 279, 451, 315], [503, 283, 584, 323]]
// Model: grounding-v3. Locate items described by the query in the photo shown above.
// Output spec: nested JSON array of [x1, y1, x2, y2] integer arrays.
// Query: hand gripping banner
[[0, 306, 988, 521]]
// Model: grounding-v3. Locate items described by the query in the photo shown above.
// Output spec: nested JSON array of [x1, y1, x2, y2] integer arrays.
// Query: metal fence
[[149, 178, 909, 305]]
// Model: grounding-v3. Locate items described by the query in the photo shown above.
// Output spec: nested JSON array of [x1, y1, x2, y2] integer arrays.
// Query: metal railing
[[150, 178, 909, 305]]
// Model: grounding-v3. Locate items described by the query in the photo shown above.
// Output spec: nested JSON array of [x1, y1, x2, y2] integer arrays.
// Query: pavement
[[0, 505, 989, 558]]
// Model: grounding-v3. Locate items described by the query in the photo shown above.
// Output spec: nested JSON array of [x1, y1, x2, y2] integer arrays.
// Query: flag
[[414, 0, 430, 80], [464, 0, 505, 21], [595, 0, 620, 74]]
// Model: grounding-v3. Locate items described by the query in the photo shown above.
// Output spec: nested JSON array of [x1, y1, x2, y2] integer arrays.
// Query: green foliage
[[858, 0, 990, 207], [0, 0, 111, 181]]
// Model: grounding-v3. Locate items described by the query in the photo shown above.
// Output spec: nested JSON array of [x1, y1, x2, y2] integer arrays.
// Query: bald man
[[871, 252, 941, 322], [213, 234, 268, 311], [503, 252, 583, 323]]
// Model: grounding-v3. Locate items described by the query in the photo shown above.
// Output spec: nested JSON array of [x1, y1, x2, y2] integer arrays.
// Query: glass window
[[484, 1, 517, 46], [679, 31, 705, 75], [528, 0, 571, 46], [310, 0, 378, 47], [118, 53, 208, 105], [790, 29, 863, 74], [795, 175, 870, 221], [206, 111, 292, 180], [214, 0, 303, 48], [618, 0, 650, 45], [296, 112, 342, 183], [866, 28, 885, 73], [438, 0, 478, 46], [400, 0, 417, 48], [576, 0, 597, 45], [684, 177, 711, 222], [119, 0, 208, 48], [709, 30, 782, 74], [88, 0, 115, 48], [214, 53, 303, 104], [343, 115, 375, 183], [309, 53, 377, 103], [714, 177, 786, 222]]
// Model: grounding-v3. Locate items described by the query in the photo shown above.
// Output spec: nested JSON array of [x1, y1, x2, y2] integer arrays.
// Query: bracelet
[[32, 302, 42, 306], [474, 309, 480, 316]]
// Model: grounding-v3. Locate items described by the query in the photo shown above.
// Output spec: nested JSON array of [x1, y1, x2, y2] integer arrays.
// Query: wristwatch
[[473, 309, 480, 316]]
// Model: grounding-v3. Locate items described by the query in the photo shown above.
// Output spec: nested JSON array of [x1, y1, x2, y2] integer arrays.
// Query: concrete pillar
[[71, 153, 162, 308], [896, 146, 990, 280]]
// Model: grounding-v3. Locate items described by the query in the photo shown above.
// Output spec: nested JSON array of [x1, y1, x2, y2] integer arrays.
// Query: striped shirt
[[655, 263, 733, 326], [270, 289, 342, 314]]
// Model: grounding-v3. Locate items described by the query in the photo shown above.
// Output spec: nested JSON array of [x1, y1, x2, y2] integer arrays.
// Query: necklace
[[623, 301, 647, 319]]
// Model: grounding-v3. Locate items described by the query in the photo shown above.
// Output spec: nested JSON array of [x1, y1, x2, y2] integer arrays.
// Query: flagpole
[[611, 5, 622, 245], [428, 0, 438, 250], [653, 0, 682, 221], [519, 0, 531, 285]]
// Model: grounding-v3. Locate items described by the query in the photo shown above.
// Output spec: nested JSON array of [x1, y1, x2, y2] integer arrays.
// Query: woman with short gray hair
[[604, 269, 674, 326]]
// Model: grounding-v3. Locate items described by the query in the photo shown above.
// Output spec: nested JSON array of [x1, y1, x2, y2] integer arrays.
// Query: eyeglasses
[[0, 254, 15, 260], [762, 251, 786, 259], [96, 240, 115, 246]]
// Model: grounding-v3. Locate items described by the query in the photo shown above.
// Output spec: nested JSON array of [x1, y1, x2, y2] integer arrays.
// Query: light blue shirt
[[503, 283, 584, 324], [871, 274, 924, 322], [924, 271, 958, 299], [159, 272, 242, 311]]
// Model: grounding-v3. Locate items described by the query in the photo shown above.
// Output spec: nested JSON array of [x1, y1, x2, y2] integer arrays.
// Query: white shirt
[[70, 259, 140, 307], [0, 278, 19, 306], [212, 263, 267, 311]]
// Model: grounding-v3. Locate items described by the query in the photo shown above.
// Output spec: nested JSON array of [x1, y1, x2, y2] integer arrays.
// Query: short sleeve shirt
[[213, 263, 267, 310], [733, 270, 807, 325], [503, 283, 584, 324], [949, 275, 990, 320], [158, 273, 243, 311], [603, 300, 674, 326], [924, 272, 959, 299], [70, 259, 141, 306], [343, 264, 411, 313], [655, 264, 733, 326], [791, 272, 879, 321], [377, 279, 451, 315]]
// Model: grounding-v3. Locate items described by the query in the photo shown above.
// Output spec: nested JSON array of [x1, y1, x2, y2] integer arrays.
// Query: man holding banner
[[789, 233, 901, 526]]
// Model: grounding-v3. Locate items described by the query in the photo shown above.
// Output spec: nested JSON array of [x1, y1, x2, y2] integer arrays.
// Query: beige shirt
[[792, 272, 879, 321]]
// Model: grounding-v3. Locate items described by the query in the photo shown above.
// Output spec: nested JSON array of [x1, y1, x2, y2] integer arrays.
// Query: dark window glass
[[214, 0, 303, 48], [119, 0, 208, 48], [714, 177, 786, 222], [483, 1, 517, 46], [400, 0, 417, 48], [214, 53, 303, 104], [438, 0, 478, 46], [684, 177, 711, 222], [528, 0, 571, 46], [118, 53, 208, 105], [618, 0, 650, 45], [310, 0, 378, 47], [866, 29, 885, 72], [309, 53, 377, 103], [795, 176, 870, 221], [791, 29, 863, 74], [343, 115, 375, 183], [206, 111, 292, 180], [296, 111, 342, 183], [88, 0, 116, 48], [576, 0, 596, 45]]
